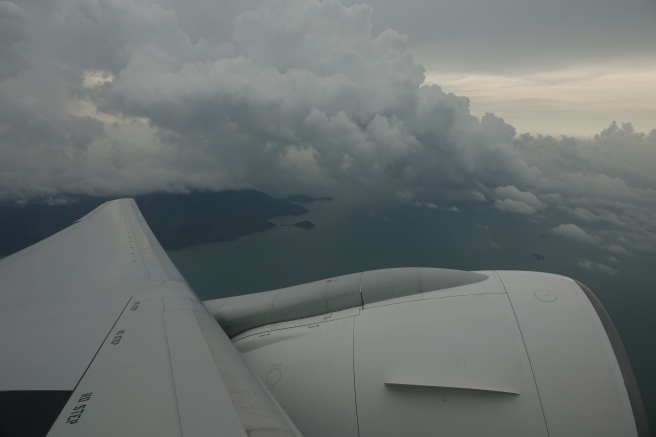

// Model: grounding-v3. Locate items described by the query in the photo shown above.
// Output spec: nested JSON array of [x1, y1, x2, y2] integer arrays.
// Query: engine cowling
[[205, 269, 648, 437]]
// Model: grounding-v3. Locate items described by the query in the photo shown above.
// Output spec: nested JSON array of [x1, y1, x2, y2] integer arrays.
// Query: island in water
[[0, 190, 331, 256], [277, 219, 316, 230], [292, 220, 316, 229]]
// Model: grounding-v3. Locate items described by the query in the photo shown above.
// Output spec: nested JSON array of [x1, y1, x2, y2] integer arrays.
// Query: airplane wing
[[0, 199, 301, 437]]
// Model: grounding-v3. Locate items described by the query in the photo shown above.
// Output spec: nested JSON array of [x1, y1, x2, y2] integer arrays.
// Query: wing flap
[[163, 309, 247, 437]]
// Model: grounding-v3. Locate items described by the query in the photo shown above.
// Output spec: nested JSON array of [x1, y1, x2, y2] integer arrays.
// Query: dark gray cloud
[[0, 1, 28, 80], [0, 0, 655, 264], [0, 92, 105, 199], [341, 0, 656, 74]]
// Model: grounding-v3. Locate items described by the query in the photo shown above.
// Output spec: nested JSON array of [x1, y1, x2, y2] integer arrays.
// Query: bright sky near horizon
[[426, 65, 656, 137], [341, 0, 656, 137]]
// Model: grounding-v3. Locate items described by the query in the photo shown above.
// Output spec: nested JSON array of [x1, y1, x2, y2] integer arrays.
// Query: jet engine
[[204, 268, 648, 437]]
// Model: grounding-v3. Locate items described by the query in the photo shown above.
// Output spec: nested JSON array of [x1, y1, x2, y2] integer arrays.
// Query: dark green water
[[168, 199, 655, 430]]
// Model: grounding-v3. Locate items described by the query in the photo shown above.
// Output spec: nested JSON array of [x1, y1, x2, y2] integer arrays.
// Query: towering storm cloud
[[0, 0, 655, 262]]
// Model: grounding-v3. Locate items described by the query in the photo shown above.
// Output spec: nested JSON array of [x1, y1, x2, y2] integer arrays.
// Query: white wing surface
[[0, 199, 300, 437]]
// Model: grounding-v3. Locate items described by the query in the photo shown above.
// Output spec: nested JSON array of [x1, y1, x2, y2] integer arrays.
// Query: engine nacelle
[[205, 269, 648, 437]]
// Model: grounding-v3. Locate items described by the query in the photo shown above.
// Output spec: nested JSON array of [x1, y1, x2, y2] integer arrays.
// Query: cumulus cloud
[[550, 224, 599, 245], [493, 185, 546, 215], [4, 0, 553, 202], [495, 185, 545, 208], [577, 259, 618, 276], [493, 199, 536, 215], [0, 0, 655, 259]]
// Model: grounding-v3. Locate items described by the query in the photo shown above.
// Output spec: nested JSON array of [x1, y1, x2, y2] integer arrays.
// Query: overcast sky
[[0, 0, 655, 270], [340, 0, 656, 136]]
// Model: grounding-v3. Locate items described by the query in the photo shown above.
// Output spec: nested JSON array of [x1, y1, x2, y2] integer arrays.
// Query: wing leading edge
[[0, 199, 301, 437]]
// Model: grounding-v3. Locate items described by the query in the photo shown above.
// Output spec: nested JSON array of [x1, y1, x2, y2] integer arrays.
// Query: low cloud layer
[[493, 185, 546, 216], [550, 224, 599, 245], [1, 0, 655, 264], [577, 259, 618, 276]]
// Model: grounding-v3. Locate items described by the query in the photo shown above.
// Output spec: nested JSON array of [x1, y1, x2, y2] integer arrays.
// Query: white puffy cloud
[[493, 199, 539, 216], [577, 259, 618, 276], [493, 185, 546, 215], [550, 224, 599, 245], [494, 186, 543, 206]]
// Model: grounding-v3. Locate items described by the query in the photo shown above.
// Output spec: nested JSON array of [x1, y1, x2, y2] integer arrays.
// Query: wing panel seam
[[352, 316, 361, 437], [45, 297, 132, 436], [160, 309, 185, 437]]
